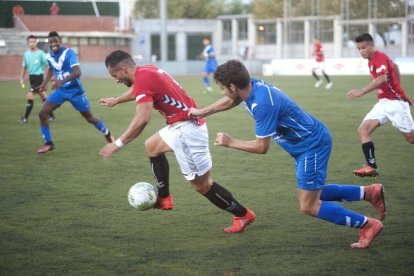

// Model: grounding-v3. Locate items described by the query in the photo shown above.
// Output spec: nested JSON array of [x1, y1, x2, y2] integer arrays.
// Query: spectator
[[50, 2, 60, 16]]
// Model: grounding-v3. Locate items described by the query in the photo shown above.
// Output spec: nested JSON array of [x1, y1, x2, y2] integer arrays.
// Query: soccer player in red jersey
[[311, 38, 333, 90], [99, 50, 255, 233], [347, 33, 414, 178]]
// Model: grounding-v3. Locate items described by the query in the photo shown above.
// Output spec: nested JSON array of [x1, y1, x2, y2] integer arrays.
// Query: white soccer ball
[[127, 182, 157, 210]]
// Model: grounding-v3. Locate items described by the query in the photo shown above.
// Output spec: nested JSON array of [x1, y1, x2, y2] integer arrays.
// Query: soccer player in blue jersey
[[19, 35, 54, 124], [189, 60, 385, 249], [201, 38, 218, 92], [36, 31, 114, 153]]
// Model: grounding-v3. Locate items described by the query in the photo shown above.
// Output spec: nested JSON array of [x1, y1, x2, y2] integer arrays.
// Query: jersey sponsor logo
[[163, 95, 189, 111], [376, 64, 386, 74]]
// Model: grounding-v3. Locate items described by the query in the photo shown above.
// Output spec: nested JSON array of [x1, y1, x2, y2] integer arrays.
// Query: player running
[[347, 33, 414, 178], [36, 31, 114, 153], [201, 38, 218, 92], [311, 38, 333, 90], [99, 50, 255, 233], [189, 59, 385, 248]]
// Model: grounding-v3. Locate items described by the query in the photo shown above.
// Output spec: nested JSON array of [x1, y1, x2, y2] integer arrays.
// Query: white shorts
[[312, 61, 325, 73], [364, 99, 414, 133], [159, 121, 212, 181]]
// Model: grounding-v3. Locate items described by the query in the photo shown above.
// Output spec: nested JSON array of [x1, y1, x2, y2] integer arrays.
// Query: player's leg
[[387, 100, 414, 144], [73, 93, 114, 143], [191, 170, 256, 233], [38, 101, 59, 153], [145, 132, 174, 210], [21, 91, 35, 123], [39, 91, 55, 121], [312, 67, 322, 87], [353, 119, 381, 177], [322, 69, 333, 89], [202, 64, 212, 92], [320, 183, 386, 220]]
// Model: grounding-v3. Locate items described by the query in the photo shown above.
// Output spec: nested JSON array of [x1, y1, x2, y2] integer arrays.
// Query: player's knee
[[38, 109, 49, 120], [299, 204, 318, 217]]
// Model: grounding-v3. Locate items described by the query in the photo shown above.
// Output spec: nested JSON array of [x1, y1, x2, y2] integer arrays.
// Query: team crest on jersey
[[163, 95, 188, 111]]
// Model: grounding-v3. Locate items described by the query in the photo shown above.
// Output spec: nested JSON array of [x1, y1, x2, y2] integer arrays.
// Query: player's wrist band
[[115, 138, 124, 148]]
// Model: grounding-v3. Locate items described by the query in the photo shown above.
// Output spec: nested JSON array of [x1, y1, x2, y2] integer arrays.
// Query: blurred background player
[[201, 38, 218, 92], [100, 50, 255, 233], [189, 60, 385, 249], [312, 38, 333, 90], [347, 33, 414, 178], [36, 31, 114, 153], [19, 35, 54, 124]]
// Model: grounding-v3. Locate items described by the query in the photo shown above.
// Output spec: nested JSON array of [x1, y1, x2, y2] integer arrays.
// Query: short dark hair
[[213, 59, 250, 89], [355, 33, 373, 43], [48, 31, 60, 38], [27, 35, 37, 41], [105, 50, 135, 68]]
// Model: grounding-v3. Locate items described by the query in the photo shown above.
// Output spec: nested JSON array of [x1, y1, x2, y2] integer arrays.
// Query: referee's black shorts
[[29, 74, 44, 93]]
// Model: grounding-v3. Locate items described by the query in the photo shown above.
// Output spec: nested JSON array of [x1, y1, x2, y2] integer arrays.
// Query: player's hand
[[346, 89, 363, 99], [99, 97, 118, 107], [51, 79, 61, 90], [99, 142, 120, 160], [37, 84, 46, 92], [187, 107, 205, 119], [214, 132, 232, 147]]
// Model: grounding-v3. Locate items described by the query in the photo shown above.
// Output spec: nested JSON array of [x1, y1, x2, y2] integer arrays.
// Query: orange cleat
[[154, 194, 174, 210], [351, 218, 383, 249], [364, 184, 386, 220], [37, 144, 55, 154], [224, 208, 256, 233], [353, 165, 379, 178]]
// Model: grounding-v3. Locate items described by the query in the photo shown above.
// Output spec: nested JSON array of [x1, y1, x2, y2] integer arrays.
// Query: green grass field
[[1, 75, 413, 275]]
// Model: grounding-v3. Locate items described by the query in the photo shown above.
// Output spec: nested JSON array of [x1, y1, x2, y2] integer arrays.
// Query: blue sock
[[40, 125, 52, 144], [203, 77, 210, 87], [317, 201, 367, 228], [95, 120, 109, 135], [320, 184, 363, 202]]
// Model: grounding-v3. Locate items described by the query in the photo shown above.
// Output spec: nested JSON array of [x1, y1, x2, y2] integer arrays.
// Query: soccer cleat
[[364, 184, 386, 220], [20, 117, 28, 124], [206, 86, 213, 92], [48, 114, 55, 122], [351, 218, 383, 249], [314, 80, 323, 88], [353, 165, 379, 178], [105, 131, 115, 143], [37, 143, 55, 154], [325, 82, 333, 90], [154, 194, 174, 210], [224, 208, 256, 233]]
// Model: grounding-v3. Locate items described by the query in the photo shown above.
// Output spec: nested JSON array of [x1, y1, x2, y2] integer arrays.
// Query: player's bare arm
[[215, 132, 271, 154], [100, 101, 153, 159], [393, 62, 401, 81], [346, 74, 387, 99], [188, 96, 242, 119], [99, 88, 134, 107]]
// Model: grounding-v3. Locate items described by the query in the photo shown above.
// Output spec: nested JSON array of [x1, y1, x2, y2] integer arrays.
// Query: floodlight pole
[[160, 0, 168, 64]]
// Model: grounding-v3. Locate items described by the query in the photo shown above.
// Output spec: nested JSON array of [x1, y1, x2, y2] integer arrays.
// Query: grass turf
[[0, 75, 413, 275]]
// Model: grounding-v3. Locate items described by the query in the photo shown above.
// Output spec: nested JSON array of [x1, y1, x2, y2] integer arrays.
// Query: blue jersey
[[46, 47, 84, 93], [203, 44, 218, 68], [244, 79, 330, 157]]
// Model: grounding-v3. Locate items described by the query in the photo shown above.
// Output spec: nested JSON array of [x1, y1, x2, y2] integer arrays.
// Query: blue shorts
[[204, 61, 217, 74], [295, 140, 332, 191], [47, 88, 90, 112]]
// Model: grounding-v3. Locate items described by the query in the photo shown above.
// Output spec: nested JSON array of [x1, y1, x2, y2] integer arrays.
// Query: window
[[223, 20, 232, 41], [256, 24, 276, 45], [150, 34, 176, 61], [187, 34, 208, 61], [238, 19, 248, 40]]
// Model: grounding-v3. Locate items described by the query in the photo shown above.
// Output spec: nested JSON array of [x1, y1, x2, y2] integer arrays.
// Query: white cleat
[[314, 80, 323, 88]]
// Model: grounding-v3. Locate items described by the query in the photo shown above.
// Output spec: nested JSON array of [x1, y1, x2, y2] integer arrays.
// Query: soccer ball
[[127, 182, 157, 210]]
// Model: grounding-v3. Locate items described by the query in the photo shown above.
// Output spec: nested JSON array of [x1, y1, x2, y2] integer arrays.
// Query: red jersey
[[313, 42, 324, 62], [132, 65, 205, 125], [368, 51, 411, 105]]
